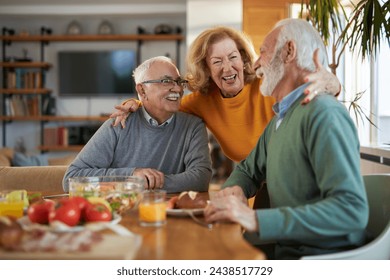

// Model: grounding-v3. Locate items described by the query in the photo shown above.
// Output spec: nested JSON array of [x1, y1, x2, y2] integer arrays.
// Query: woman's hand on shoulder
[[110, 99, 141, 128], [302, 49, 341, 104]]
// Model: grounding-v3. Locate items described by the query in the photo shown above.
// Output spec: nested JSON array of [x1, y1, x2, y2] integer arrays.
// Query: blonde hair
[[186, 26, 257, 94]]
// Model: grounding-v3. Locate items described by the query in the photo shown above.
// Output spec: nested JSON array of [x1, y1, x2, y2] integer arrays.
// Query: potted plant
[[300, 0, 389, 125]]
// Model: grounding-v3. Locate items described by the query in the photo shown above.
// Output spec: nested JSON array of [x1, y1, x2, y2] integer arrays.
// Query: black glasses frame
[[142, 78, 189, 88]]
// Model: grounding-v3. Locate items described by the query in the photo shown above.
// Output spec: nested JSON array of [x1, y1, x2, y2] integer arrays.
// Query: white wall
[[186, 0, 242, 46]]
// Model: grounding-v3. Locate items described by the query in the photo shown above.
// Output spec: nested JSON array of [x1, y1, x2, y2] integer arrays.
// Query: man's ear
[[283, 40, 297, 63], [136, 84, 146, 100]]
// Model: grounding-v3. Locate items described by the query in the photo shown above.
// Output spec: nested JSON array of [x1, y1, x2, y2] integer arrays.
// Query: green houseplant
[[300, 0, 389, 125]]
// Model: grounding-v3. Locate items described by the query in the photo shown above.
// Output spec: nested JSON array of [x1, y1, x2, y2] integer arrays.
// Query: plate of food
[[166, 191, 207, 217]]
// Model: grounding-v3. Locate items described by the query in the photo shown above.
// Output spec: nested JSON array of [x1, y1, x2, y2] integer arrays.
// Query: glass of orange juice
[[138, 190, 167, 227], [0, 190, 26, 218]]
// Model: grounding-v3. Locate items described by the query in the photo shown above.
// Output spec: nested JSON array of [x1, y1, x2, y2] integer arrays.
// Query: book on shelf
[[4, 95, 42, 116], [43, 126, 69, 147], [6, 69, 42, 89]]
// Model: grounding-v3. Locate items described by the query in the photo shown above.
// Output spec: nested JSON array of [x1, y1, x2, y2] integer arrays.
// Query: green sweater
[[224, 94, 368, 259]]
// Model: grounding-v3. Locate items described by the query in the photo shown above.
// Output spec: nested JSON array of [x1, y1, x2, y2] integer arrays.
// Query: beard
[[258, 52, 285, 97]]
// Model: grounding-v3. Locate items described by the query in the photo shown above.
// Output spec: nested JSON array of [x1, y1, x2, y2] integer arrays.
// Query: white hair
[[132, 56, 174, 84], [274, 18, 328, 71]]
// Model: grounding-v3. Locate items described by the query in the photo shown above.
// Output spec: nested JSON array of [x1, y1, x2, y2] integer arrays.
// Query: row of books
[[4, 95, 41, 116], [43, 127, 69, 146], [6, 69, 43, 89], [3, 95, 54, 117]]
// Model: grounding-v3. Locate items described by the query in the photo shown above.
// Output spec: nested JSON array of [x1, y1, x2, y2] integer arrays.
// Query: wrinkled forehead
[[260, 27, 282, 53], [208, 37, 239, 56], [145, 61, 180, 79]]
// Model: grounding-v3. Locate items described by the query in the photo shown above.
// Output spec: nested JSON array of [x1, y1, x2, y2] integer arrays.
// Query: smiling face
[[206, 37, 245, 98], [138, 60, 183, 124]]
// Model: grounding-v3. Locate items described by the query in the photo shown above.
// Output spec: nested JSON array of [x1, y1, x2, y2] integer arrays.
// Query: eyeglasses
[[142, 78, 189, 88]]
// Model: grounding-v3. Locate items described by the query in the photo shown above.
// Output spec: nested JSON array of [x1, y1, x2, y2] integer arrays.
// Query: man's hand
[[204, 195, 258, 232], [302, 49, 341, 104], [212, 186, 248, 204], [110, 99, 140, 128], [133, 168, 164, 190]]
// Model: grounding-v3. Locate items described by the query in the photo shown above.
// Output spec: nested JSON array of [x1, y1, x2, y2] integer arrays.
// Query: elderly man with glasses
[[63, 56, 212, 193]]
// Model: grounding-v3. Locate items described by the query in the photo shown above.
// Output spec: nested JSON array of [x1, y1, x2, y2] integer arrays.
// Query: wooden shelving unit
[[1, 32, 183, 152], [0, 115, 108, 122], [0, 88, 51, 94], [37, 145, 85, 152], [0, 34, 184, 42]]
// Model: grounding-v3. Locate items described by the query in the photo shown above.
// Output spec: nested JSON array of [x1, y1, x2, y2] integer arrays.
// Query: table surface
[[121, 209, 265, 260], [3, 191, 266, 260], [121, 192, 265, 260]]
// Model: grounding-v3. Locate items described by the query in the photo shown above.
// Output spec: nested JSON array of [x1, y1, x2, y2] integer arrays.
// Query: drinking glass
[[0, 190, 25, 218], [138, 190, 167, 227]]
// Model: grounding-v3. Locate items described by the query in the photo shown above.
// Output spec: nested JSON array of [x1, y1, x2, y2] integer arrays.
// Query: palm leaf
[[301, 0, 346, 45], [349, 0, 389, 59]]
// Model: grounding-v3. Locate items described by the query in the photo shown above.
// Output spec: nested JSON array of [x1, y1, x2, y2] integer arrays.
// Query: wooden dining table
[[116, 192, 266, 260], [121, 208, 265, 260], [0, 191, 266, 260]]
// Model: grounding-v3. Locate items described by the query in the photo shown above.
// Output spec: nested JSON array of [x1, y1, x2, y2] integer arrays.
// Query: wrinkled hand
[[110, 99, 140, 128], [133, 168, 165, 190], [302, 49, 341, 104], [204, 195, 258, 232], [212, 186, 248, 205]]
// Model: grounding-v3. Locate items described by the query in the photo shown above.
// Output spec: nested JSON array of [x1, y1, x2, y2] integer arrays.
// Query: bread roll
[[0, 216, 24, 250], [175, 191, 207, 209]]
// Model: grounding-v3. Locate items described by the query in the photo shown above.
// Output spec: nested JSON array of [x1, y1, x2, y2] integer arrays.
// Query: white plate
[[18, 213, 121, 233], [166, 208, 204, 217]]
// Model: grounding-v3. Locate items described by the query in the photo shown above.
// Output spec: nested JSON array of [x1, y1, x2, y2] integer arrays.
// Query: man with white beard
[[63, 56, 211, 193], [204, 19, 368, 259]]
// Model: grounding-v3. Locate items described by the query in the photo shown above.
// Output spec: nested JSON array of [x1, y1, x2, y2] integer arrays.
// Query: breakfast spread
[[169, 191, 208, 209]]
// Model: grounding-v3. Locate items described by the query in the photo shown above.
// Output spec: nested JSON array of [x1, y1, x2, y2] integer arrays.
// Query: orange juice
[[0, 201, 24, 218], [139, 190, 166, 226], [139, 202, 167, 223], [0, 190, 26, 218]]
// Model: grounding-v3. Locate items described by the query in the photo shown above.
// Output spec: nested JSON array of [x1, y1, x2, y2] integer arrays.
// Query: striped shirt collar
[[141, 106, 174, 127]]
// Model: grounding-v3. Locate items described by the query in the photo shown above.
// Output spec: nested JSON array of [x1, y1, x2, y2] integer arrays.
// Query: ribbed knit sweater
[[63, 110, 212, 193]]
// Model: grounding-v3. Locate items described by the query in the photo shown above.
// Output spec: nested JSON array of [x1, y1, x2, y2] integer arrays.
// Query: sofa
[[0, 166, 68, 194], [0, 148, 73, 194]]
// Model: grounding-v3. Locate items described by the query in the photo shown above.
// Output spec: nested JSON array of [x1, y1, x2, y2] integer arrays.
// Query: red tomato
[[27, 199, 55, 224], [68, 196, 90, 211], [67, 196, 90, 221], [49, 198, 81, 227], [84, 203, 112, 222]]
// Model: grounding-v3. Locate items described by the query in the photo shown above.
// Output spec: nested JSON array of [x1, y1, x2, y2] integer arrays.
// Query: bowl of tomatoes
[[68, 176, 144, 215], [23, 196, 121, 231]]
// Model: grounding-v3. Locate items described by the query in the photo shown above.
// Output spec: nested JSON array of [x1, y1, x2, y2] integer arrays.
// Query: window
[[290, 4, 390, 147]]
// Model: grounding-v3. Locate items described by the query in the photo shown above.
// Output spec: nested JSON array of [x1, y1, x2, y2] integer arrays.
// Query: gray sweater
[[63, 110, 212, 193]]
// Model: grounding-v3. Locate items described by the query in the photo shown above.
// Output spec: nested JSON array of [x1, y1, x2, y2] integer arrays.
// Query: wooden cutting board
[[0, 234, 142, 260]]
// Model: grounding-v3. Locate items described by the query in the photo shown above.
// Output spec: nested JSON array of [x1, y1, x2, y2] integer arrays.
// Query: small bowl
[[68, 176, 144, 214]]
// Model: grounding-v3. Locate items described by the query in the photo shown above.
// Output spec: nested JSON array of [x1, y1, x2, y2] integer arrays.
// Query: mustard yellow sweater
[[180, 80, 275, 162]]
